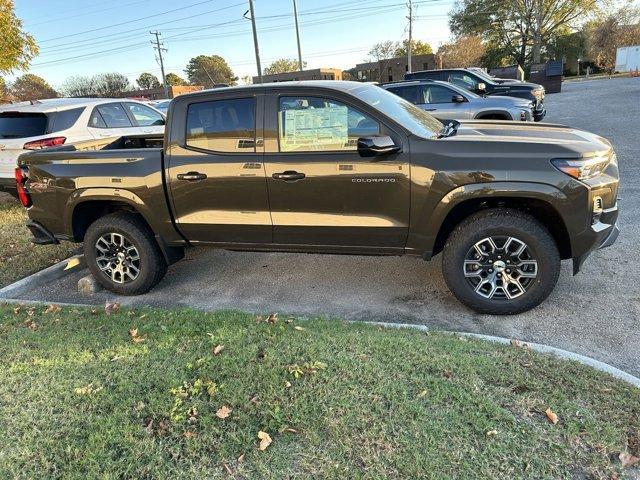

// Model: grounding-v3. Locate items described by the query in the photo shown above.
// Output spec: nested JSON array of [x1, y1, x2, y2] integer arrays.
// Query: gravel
[[10, 77, 640, 375]]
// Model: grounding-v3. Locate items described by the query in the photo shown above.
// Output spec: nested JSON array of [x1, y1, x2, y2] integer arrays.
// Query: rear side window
[[418, 85, 456, 104], [186, 98, 256, 153], [387, 86, 417, 104], [0, 112, 48, 139], [95, 103, 133, 128], [88, 109, 107, 128], [49, 107, 84, 132]]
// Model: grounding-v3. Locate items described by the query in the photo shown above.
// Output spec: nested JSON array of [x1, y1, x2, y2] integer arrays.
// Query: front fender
[[406, 181, 572, 256]]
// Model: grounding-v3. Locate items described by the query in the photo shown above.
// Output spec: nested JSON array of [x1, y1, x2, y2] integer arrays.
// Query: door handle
[[177, 171, 207, 181], [424, 108, 436, 111], [272, 171, 305, 182]]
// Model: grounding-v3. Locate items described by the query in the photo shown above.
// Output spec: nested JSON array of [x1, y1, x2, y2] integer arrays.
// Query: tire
[[84, 212, 167, 295], [442, 209, 560, 315]]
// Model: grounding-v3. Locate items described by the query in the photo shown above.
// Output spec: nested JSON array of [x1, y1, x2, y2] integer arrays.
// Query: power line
[[38, 0, 218, 43]]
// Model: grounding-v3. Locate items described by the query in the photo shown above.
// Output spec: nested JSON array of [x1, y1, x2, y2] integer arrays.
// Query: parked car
[[17, 81, 619, 314], [381, 80, 535, 121], [153, 100, 171, 114], [0, 98, 165, 195], [467, 67, 523, 84], [405, 68, 546, 121]]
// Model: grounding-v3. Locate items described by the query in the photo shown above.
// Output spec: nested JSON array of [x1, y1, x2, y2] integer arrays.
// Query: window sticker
[[279, 105, 349, 152]]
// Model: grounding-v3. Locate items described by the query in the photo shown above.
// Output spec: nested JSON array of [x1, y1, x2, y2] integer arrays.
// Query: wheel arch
[[473, 109, 513, 120], [432, 196, 572, 260]]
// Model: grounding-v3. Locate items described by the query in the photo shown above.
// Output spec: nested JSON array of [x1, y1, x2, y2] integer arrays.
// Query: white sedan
[[0, 98, 165, 194]]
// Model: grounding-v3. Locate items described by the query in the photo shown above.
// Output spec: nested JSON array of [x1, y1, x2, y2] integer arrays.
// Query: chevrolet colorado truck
[[16, 81, 619, 314]]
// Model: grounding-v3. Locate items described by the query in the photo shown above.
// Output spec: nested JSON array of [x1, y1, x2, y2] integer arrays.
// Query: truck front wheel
[[442, 209, 560, 315], [84, 213, 167, 295]]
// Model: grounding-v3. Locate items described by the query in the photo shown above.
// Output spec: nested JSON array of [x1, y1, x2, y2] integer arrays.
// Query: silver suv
[[381, 80, 535, 122]]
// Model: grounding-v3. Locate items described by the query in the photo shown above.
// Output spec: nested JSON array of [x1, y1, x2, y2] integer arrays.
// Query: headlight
[[551, 153, 612, 181]]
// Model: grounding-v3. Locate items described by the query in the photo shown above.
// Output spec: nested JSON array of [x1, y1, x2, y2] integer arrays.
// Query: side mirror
[[357, 136, 401, 158], [477, 82, 487, 92], [452, 94, 466, 103]]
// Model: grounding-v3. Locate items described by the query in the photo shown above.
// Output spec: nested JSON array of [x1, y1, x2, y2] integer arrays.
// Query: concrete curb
[[1, 293, 638, 388], [365, 320, 640, 388], [0, 254, 86, 300]]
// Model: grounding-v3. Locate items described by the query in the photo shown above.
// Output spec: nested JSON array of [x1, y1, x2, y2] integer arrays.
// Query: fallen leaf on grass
[[417, 389, 428, 398], [216, 405, 232, 419], [129, 328, 145, 343], [545, 408, 559, 424], [281, 427, 297, 434], [183, 430, 197, 438], [237, 453, 245, 463], [27, 307, 35, 316], [294, 325, 304, 331], [74, 383, 104, 395], [12, 306, 21, 315], [105, 301, 120, 315], [486, 429, 498, 437], [266, 313, 278, 324], [620, 452, 640, 468], [213, 344, 225, 355], [257, 431, 272, 451], [285, 381, 292, 388], [44, 304, 61, 314], [26, 321, 37, 331], [443, 369, 453, 379], [222, 463, 233, 475]]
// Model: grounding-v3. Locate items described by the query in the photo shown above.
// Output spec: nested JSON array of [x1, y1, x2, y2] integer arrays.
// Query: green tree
[[0, 0, 38, 74], [264, 58, 306, 75], [165, 72, 188, 86], [10, 73, 58, 101], [95, 73, 131, 97], [185, 55, 236, 87], [394, 39, 433, 57], [60, 75, 97, 97], [450, 0, 598, 68], [136, 72, 161, 90]]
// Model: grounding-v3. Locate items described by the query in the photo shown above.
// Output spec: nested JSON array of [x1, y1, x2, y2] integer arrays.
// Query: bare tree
[[367, 41, 400, 82], [587, 5, 640, 71], [437, 36, 486, 68]]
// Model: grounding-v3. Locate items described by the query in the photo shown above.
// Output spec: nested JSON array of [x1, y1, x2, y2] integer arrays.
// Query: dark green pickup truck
[[16, 81, 619, 314]]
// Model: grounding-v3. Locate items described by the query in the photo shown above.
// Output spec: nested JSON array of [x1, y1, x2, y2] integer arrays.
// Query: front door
[[166, 94, 271, 244], [416, 83, 472, 120], [263, 92, 410, 249]]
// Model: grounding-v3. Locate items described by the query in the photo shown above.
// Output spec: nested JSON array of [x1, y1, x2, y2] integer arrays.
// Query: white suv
[[0, 98, 165, 194]]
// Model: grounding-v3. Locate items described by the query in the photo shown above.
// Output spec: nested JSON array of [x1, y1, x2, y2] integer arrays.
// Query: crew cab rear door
[[166, 92, 271, 244], [263, 89, 410, 249]]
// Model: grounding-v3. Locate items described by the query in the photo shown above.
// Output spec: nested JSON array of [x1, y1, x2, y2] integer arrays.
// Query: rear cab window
[[185, 97, 256, 153]]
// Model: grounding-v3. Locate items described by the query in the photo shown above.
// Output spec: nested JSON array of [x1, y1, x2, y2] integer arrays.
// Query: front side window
[[278, 96, 380, 152], [95, 104, 133, 128], [448, 72, 478, 90], [186, 97, 256, 153], [418, 85, 456, 104], [125, 103, 165, 126]]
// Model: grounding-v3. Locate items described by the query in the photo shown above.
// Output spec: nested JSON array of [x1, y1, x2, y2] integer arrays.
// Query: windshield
[[353, 84, 443, 139], [469, 69, 496, 83], [0, 112, 48, 139]]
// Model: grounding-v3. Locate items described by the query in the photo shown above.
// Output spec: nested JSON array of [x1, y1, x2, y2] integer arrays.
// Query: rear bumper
[[572, 205, 619, 275], [26, 219, 60, 245]]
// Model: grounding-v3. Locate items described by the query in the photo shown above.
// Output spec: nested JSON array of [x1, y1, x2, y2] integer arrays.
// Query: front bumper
[[533, 102, 546, 122], [572, 206, 619, 274]]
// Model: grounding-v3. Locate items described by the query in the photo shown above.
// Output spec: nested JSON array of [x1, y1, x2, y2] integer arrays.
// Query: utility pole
[[532, 0, 542, 64], [246, 0, 262, 83], [150, 31, 169, 98], [407, 0, 413, 74], [292, 0, 303, 71]]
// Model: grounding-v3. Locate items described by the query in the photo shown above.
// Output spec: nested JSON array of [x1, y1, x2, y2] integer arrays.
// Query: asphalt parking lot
[[7, 77, 640, 375]]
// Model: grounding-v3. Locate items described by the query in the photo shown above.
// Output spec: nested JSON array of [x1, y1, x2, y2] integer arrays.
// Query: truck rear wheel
[[442, 209, 560, 315], [84, 213, 167, 295]]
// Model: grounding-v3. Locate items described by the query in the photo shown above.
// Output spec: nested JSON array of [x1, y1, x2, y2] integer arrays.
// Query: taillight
[[14, 166, 31, 207], [23, 136, 66, 150]]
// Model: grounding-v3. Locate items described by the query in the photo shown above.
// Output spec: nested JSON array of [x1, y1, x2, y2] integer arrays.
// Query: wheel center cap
[[493, 260, 506, 272], [117, 252, 126, 261]]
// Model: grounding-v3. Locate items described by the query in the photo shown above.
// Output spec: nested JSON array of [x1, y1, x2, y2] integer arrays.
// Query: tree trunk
[[532, 0, 542, 63]]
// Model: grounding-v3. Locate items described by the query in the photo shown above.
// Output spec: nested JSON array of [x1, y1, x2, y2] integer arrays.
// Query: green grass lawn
[[0, 197, 78, 288], [0, 304, 638, 479]]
